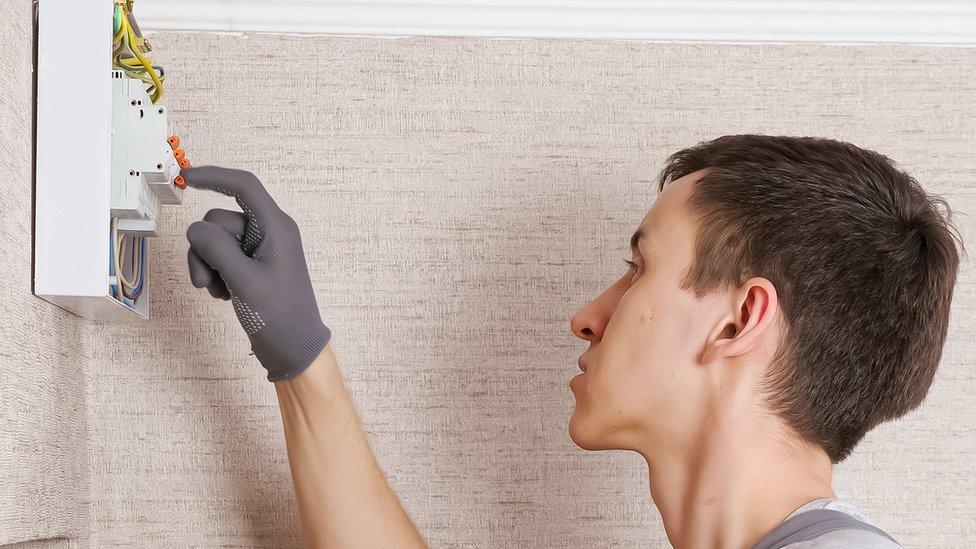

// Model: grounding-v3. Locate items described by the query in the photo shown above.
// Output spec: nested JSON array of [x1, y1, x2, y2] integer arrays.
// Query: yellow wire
[[112, 6, 165, 94], [121, 10, 164, 103], [113, 28, 157, 92], [122, 16, 162, 102], [117, 58, 158, 83]]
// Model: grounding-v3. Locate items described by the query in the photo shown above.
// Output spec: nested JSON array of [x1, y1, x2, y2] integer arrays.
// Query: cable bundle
[[109, 219, 147, 305], [112, 1, 165, 103]]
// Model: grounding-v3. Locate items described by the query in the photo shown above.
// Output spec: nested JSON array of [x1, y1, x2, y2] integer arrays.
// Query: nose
[[571, 296, 611, 344], [571, 274, 630, 344]]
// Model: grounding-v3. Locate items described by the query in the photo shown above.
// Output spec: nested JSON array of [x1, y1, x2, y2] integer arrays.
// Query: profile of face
[[568, 170, 776, 456]]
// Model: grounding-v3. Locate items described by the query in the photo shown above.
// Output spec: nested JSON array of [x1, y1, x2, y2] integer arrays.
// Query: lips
[[578, 358, 587, 373]]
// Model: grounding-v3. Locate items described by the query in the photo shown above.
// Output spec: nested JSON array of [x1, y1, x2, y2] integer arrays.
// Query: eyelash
[[624, 259, 639, 271]]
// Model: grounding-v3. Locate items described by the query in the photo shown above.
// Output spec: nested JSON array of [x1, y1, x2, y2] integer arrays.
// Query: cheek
[[633, 278, 707, 357], [610, 288, 707, 399], [584, 308, 666, 413]]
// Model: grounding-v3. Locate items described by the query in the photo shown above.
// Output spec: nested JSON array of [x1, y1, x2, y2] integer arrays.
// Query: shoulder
[[784, 528, 902, 548]]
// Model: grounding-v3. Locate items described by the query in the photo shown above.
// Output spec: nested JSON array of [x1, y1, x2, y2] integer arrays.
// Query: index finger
[[181, 166, 282, 227]]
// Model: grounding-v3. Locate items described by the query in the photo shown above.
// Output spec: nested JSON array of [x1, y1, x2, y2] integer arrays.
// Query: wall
[[82, 32, 976, 547], [2, 8, 974, 547], [0, 0, 90, 546]]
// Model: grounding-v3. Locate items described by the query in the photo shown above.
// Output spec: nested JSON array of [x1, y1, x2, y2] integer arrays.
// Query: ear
[[700, 277, 779, 364]]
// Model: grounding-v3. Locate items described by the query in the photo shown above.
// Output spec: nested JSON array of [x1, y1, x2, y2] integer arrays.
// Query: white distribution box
[[34, 0, 182, 320]]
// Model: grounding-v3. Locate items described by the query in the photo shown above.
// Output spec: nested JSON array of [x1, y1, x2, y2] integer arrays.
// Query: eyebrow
[[630, 229, 645, 253]]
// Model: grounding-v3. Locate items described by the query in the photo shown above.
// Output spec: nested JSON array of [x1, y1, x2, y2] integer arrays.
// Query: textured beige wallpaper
[[3, 9, 975, 547], [79, 33, 976, 547], [0, 1, 90, 546]]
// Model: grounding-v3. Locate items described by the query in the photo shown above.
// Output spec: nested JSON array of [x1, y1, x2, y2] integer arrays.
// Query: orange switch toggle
[[169, 135, 191, 170], [174, 175, 187, 189]]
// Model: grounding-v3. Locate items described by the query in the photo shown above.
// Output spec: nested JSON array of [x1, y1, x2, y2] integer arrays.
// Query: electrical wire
[[110, 219, 146, 303], [114, 30, 161, 98], [113, 4, 122, 35], [114, 222, 131, 288], [109, 226, 119, 299], [112, 2, 165, 103], [130, 236, 147, 297], [119, 233, 143, 299], [123, 14, 163, 103]]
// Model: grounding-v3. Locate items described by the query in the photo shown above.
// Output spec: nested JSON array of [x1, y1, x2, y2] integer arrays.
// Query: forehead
[[636, 170, 701, 244]]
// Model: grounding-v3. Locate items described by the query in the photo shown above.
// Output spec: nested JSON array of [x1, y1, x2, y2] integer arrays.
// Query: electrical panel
[[34, 0, 188, 319]]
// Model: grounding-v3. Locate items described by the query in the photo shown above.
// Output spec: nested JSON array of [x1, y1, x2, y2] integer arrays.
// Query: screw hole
[[156, 163, 163, 170], [130, 99, 137, 106], [158, 108, 164, 114], [128, 170, 135, 176]]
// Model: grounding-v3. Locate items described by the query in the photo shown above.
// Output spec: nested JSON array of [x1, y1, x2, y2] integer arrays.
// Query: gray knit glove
[[183, 166, 331, 382]]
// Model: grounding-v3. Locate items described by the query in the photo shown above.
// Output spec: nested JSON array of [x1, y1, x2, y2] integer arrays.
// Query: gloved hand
[[183, 166, 331, 382]]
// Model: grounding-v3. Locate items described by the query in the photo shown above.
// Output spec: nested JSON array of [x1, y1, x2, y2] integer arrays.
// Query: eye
[[624, 259, 642, 278]]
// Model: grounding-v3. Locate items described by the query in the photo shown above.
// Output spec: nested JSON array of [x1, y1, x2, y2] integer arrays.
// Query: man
[[183, 134, 960, 548]]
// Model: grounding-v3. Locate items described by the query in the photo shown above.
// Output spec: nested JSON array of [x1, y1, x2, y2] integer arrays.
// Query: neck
[[640, 404, 835, 549]]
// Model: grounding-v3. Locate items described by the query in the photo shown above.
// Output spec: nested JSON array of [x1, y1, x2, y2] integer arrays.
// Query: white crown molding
[[137, 0, 976, 45]]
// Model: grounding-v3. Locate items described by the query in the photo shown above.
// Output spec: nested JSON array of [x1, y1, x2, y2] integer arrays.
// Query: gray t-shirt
[[779, 498, 901, 548]]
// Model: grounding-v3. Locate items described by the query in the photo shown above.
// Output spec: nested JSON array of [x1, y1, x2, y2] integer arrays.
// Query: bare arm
[[275, 346, 427, 548]]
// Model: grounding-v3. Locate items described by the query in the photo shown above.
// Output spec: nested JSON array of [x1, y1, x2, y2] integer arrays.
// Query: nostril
[[581, 328, 593, 336]]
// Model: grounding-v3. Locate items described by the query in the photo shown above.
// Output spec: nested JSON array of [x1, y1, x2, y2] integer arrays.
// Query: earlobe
[[700, 316, 735, 364], [700, 278, 778, 364]]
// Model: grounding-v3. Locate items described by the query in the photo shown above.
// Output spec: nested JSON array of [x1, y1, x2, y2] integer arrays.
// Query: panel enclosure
[[34, 0, 180, 320]]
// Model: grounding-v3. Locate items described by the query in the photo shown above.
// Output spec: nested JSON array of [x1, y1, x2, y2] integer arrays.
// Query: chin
[[568, 411, 611, 451], [569, 407, 639, 452]]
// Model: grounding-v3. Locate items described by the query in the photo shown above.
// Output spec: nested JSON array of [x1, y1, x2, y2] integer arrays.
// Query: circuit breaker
[[110, 69, 182, 237], [34, 0, 187, 319]]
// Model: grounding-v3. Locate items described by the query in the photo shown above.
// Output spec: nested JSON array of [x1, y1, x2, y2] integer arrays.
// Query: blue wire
[[128, 236, 147, 299], [108, 228, 115, 277], [108, 227, 118, 299]]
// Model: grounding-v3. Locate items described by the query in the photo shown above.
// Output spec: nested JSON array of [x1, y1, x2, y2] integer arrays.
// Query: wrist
[[253, 317, 331, 382], [274, 345, 354, 429]]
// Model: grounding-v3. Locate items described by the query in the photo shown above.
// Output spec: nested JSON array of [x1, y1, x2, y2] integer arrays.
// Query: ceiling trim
[[137, 0, 976, 45]]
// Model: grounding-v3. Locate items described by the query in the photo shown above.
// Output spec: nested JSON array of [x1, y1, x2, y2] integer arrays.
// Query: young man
[[183, 134, 960, 548]]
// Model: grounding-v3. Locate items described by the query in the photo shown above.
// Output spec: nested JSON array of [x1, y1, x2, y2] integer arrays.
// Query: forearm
[[183, 168, 424, 546], [275, 346, 427, 549]]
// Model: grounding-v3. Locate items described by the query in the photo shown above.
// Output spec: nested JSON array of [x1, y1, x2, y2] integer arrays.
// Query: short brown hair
[[658, 134, 961, 462]]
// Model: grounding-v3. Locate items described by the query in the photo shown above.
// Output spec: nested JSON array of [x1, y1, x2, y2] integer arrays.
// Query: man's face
[[568, 170, 721, 454]]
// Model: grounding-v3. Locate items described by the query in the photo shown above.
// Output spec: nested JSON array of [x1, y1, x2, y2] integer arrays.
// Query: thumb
[[186, 220, 254, 283]]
